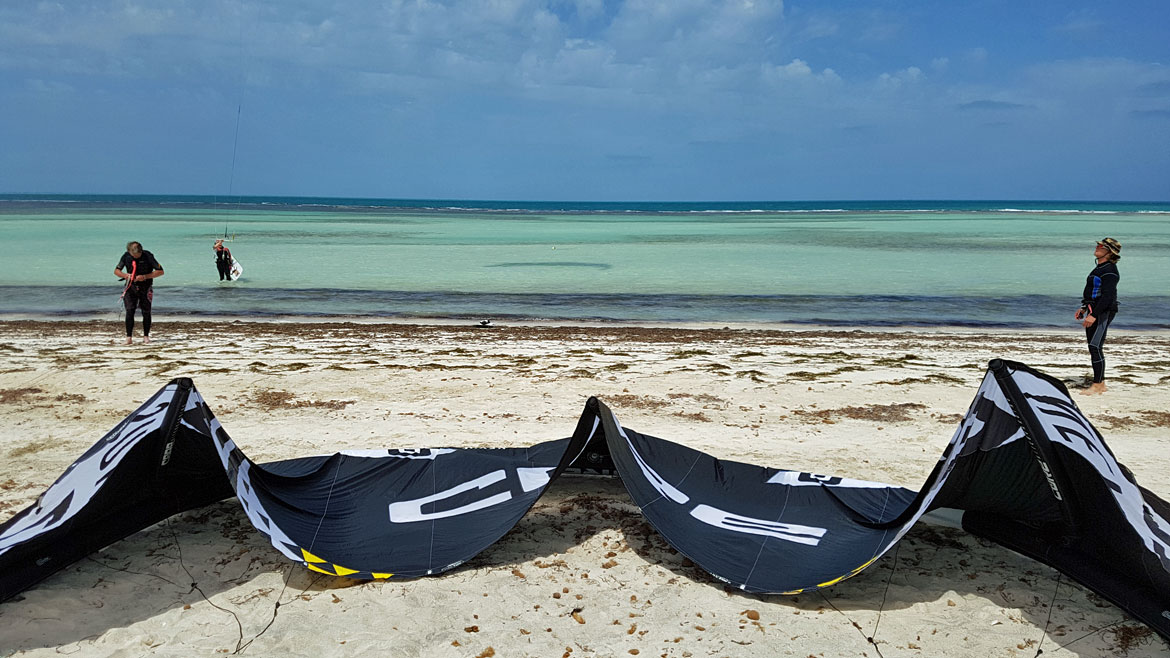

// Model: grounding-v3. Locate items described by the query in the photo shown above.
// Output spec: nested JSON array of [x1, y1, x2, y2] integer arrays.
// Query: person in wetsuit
[[214, 239, 233, 281], [1075, 237, 1121, 395], [115, 241, 164, 345]]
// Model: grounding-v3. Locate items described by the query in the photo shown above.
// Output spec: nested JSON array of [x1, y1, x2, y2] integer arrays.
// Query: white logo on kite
[[1037, 460, 1063, 501], [0, 391, 172, 557], [613, 411, 690, 504], [387, 467, 555, 523], [690, 504, 827, 546], [767, 471, 894, 489], [340, 448, 456, 460]]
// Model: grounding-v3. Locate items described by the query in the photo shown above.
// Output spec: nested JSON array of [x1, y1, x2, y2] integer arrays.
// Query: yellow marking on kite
[[815, 558, 882, 589], [372, 573, 393, 579], [306, 562, 337, 575], [301, 549, 326, 564], [855, 557, 878, 571], [780, 588, 804, 595], [332, 565, 359, 577]]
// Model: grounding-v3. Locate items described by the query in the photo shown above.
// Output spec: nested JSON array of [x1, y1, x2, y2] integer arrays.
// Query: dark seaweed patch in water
[[484, 262, 612, 269]]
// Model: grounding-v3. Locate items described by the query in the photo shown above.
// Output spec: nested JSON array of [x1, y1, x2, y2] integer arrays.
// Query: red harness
[[120, 260, 138, 300]]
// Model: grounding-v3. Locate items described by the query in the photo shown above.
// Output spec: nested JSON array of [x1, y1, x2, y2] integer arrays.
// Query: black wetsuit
[[1080, 261, 1119, 383], [117, 250, 162, 337], [215, 245, 233, 281]]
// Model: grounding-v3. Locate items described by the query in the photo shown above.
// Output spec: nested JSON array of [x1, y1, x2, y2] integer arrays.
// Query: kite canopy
[[1, 360, 1167, 641]]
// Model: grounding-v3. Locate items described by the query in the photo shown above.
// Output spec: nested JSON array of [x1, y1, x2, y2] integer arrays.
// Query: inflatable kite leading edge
[[0, 360, 1166, 641]]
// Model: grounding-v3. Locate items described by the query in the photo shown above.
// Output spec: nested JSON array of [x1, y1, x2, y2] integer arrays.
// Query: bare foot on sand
[[1080, 382, 1106, 395], [124, 336, 133, 345], [143, 336, 151, 344]]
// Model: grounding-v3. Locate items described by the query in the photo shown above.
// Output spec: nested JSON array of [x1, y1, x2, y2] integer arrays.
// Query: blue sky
[[1, 0, 1168, 201]]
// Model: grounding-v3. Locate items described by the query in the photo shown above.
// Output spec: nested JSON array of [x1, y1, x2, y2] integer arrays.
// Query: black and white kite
[[1, 360, 1167, 641]]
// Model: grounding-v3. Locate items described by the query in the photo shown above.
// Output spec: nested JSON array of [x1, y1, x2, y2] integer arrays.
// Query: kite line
[[223, 101, 242, 240], [869, 541, 902, 649], [164, 509, 245, 652], [818, 590, 886, 658]]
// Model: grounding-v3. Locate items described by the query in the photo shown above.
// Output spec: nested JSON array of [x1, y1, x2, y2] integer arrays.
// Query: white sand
[[0, 319, 1168, 657]]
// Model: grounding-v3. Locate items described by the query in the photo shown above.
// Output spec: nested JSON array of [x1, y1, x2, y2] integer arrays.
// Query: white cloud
[[779, 58, 810, 77], [0, 1, 788, 100], [877, 66, 923, 89], [564, 0, 605, 22], [3, 0, 1168, 203], [1052, 9, 1103, 36], [762, 58, 839, 86], [860, 20, 900, 43], [1016, 57, 1170, 119], [25, 78, 73, 94], [799, 15, 838, 40], [605, 0, 785, 68]]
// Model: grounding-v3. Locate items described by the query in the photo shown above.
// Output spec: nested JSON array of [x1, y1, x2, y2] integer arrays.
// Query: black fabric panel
[[929, 439, 1063, 526], [983, 360, 1170, 641], [597, 400, 918, 593], [0, 379, 233, 602], [243, 440, 575, 577], [963, 511, 1170, 641]]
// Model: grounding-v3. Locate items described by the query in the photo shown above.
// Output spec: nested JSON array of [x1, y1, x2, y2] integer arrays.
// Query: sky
[[1, 0, 1168, 201]]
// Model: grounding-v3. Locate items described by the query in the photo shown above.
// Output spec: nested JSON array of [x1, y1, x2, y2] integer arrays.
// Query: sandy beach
[[0, 319, 1168, 658]]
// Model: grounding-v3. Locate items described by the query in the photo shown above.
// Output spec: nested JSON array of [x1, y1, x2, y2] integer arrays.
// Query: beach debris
[[0, 388, 45, 405]]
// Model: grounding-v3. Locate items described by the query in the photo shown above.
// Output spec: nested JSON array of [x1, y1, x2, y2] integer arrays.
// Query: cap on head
[[1098, 237, 1122, 257]]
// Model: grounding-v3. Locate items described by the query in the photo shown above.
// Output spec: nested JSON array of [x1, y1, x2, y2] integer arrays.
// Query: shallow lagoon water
[[3, 196, 1168, 327]]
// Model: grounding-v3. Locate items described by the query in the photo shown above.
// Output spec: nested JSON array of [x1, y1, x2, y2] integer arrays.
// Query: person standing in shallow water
[[213, 239, 233, 281], [1075, 237, 1121, 395], [115, 241, 164, 345]]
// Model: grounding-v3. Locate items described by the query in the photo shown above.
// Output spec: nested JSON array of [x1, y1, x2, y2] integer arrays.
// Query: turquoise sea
[[2, 195, 1169, 328]]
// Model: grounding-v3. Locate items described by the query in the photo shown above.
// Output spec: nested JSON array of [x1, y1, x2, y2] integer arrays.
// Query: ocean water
[[2, 195, 1169, 328]]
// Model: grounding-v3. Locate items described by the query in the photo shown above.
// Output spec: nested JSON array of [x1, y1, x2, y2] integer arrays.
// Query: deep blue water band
[[3, 285, 1167, 329], [4, 195, 1169, 214]]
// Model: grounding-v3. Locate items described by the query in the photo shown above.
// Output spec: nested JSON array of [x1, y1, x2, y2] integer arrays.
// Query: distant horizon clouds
[[1, 0, 1167, 201]]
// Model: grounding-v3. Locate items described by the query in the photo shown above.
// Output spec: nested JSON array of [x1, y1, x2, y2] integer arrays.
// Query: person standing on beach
[[1075, 237, 1121, 395], [115, 241, 164, 345], [214, 239, 233, 281]]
